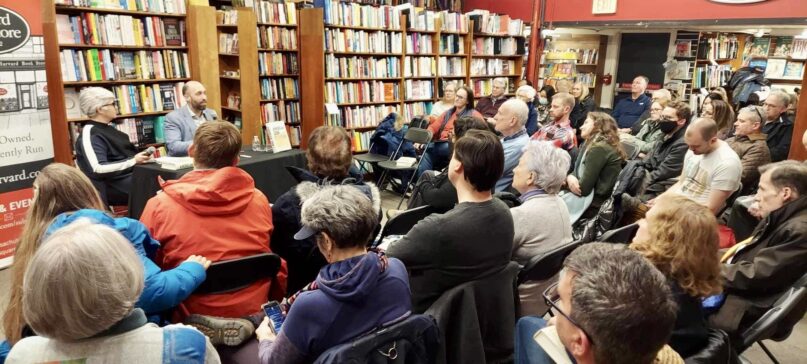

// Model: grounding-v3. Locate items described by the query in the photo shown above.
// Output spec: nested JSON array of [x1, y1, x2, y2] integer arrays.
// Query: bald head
[[687, 118, 719, 140], [494, 99, 529, 136], [685, 118, 719, 155], [182, 81, 208, 113], [802, 129, 807, 152]]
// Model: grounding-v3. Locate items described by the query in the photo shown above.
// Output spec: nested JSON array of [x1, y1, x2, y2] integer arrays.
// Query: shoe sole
[[185, 315, 254, 346]]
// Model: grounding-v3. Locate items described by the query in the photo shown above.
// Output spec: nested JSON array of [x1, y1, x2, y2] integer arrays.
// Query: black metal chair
[[377, 127, 433, 209], [684, 329, 739, 364], [717, 183, 743, 218], [374, 205, 436, 247], [620, 140, 640, 160], [193, 253, 282, 294], [517, 240, 584, 286], [598, 223, 639, 244], [736, 272, 807, 364]]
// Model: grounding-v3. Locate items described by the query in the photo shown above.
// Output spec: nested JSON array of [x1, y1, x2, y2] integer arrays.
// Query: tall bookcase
[[668, 31, 745, 104], [44, 0, 191, 163], [536, 35, 607, 104], [470, 31, 524, 98]]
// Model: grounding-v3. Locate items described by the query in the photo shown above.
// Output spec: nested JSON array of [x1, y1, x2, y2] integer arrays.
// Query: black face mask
[[658, 119, 678, 134]]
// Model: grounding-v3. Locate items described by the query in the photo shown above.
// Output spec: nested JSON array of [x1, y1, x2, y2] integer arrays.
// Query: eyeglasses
[[103, 100, 119, 109], [543, 282, 596, 346], [745, 106, 764, 122]]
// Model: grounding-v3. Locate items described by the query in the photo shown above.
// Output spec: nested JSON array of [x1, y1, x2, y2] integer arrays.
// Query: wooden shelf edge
[[334, 101, 401, 106], [470, 74, 520, 78], [325, 24, 402, 32], [221, 106, 242, 112], [260, 74, 300, 77], [67, 110, 172, 123], [260, 98, 300, 102], [54, 5, 186, 18], [258, 22, 298, 27], [325, 51, 403, 56], [59, 44, 188, 50], [326, 77, 401, 81], [63, 78, 190, 86]]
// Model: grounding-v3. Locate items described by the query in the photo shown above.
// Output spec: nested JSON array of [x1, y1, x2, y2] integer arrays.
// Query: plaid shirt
[[531, 119, 576, 151]]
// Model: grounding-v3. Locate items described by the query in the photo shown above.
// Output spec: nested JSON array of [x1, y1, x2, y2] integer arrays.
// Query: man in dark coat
[[761, 90, 794, 162]]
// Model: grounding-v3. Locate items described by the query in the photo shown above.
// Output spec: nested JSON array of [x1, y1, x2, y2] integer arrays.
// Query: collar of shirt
[[553, 118, 571, 128], [518, 188, 546, 203], [503, 128, 527, 142], [186, 104, 204, 120]]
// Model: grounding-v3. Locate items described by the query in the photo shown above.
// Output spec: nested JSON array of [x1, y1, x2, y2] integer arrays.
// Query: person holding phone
[[255, 186, 411, 363]]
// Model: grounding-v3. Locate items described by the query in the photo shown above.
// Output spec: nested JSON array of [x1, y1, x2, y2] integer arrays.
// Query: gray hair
[[521, 141, 569, 194], [553, 92, 576, 109], [78, 87, 115, 117], [23, 219, 144, 341], [493, 77, 508, 89], [443, 81, 457, 91], [759, 160, 807, 197], [516, 85, 537, 100], [562, 243, 677, 364], [767, 90, 791, 108], [301, 185, 379, 248], [502, 99, 529, 127], [739, 106, 763, 125]]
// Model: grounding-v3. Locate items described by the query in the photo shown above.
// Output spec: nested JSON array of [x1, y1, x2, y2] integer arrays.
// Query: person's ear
[[781, 186, 794, 202], [188, 143, 196, 158], [451, 158, 463, 175], [232, 156, 239, 166], [568, 328, 590, 357]]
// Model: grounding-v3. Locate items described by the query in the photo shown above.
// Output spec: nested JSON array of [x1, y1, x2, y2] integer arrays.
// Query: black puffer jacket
[[642, 125, 689, 196], [570, 95, 597, 141]]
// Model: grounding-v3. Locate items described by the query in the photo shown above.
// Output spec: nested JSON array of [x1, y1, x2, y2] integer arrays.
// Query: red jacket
[[140, 167, 287, 320]]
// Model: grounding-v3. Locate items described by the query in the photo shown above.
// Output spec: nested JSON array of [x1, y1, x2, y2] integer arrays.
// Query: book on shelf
[[438, 11, 467, 33], [68, 116, 163, 150], [217, 10, 238, 25], [466, 9, 524, 36], [155, 156, 194, 170], [764, 58, 787, 79], [265, 121, 292, 152], [325, 29, 403, 53], [694, 64, 732, 89], [252, 0, 297, 25], [405, 80, 434, 99], [54, 0, 187, 15], [325, 55, 399, 78], [64, 89, 85, 119], [261, 101, 301, 124], [259, 26, 297, 50], [56, 12, 186, 47], [675, 40, 692, 57], [773, 36, 793, 58], [664, 81, 687, 101], [405, 56, 436, 77], [335, 105, 398, 129], [60, 48, 190, 81], [64, 82, 185, 118], [668, 60, 691, 80], [782, 61, 804, 79], [471, 58, 515, 76], [325, 81, 399, 104], [288, 125, 301, 146], [226, 91, 241, 110], [792, 38, 807, 59], [403, 101, 432, 121], [259, 53, 299, 75], [406, 33, 433, 54], [439, 34, 464, 54], [219, 33, 239, 54], [350, 130, 373, 152], [702, 34, 739, 60], [438, 57, 465, 76], [319, 0, 401, 29], [261, 78, 299, 99], [472, 37, 524, 56], [748, 37, 771, 57]]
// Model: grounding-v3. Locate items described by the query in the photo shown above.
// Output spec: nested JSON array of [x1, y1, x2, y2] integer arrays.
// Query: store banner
[[0, 1, 53, 269]]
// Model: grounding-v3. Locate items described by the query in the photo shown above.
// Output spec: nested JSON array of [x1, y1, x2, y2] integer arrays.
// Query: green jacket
[[573, 138, 624, 210]]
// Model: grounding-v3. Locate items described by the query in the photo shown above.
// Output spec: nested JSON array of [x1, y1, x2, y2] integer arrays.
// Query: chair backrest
[[684, 329, 739, 364], [620, 141, 640, 160], [718, 183, 743, 217], [404, 127, 433, 145], [517, 240, 583, 285], [599, 223, 639, 244], [378, 205, 436, 241], [409, 116, 430, 129], [738, 272, 807, 351], [313, 314, 440, 364], [193, 253, 281, 294]]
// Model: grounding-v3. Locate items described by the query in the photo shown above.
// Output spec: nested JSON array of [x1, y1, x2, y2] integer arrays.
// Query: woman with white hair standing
[[75, 87, 153, 206], [5, 219, 220, 363], [510, 140, 573, 315], [516, 85, 540, 136]]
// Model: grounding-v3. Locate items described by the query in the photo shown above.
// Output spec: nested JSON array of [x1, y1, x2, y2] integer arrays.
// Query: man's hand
[[566, 175, 582, 196], [256, 317, 277, 342], [134, 151, 153, 164]]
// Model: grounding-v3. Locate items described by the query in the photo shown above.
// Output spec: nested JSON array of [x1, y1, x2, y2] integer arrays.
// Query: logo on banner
[[0, 7, 30, 54]]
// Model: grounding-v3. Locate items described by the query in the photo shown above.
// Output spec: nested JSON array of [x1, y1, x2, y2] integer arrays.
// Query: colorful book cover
[[266, 121, 292, 152], [163, 18, 182, 46], [764, 58, 787, 79], [783, 61, 804, 79], [749, 37, 771, 57], [773, 36, 793, 58], [675, 40, 691, 57]]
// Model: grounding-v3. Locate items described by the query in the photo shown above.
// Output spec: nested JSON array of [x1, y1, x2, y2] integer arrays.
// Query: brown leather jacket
[[726, 133, 770, 195]]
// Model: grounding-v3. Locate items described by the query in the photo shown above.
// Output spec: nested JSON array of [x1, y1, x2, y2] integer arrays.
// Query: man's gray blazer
[[164, 106, 218, 156]]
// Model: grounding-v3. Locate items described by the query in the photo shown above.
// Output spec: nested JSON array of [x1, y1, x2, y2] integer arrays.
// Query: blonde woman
[[430, 81, 457, 118], [570, 81, 596, 139], [701, 99, 735, 139], [631, 194, 723, 357]]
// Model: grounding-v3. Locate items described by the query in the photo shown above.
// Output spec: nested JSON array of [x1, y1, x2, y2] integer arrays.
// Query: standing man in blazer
[[165, 81, 218, 156]]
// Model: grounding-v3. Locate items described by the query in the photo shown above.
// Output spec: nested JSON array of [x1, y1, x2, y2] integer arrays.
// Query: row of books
[[405, 57, 436, 77], [399, 6, 436, 32], [406, 34, 433, 54], [404, 80, 434, 99], [466, 9, 524, 36], [571, 48, 598, 64], [472, 37, 525, 56], [402, 101, 432, 121], [60, 49, 190, 82], [55, 0, 186, 15], [699, 34, 739, 60], [543, 62, 576, 80], [471, 59, 515, 76], [472, 79, 513, 97], [320, 0, 401, 29], [259, 53, 299, 75], [325, 29, 403, 53], [438, 57, 465, 76], [325, 81, 400, 104], [259, 26, 297, 50], [439, 34, 465, 54], [251, 0, 297, 25], [218, 10, 238, 25], [439, 11, 468, 33], [351, 131, 374, 152], [260, 101, 301, 124], [65, 82, 185, 119], [261, 78, 300, 100], [226, 91, 241, 109], [325, 55, 400, 78], [577, 73, 596, 88], [693, 64, 732, 89], [765, 59, 804, 79], [219, 34, 239, 54], [330, 104, 399, 129], [68, 116, 164, 152], [668, 60, 693, 80], [56, 13, 185, 47], [288, 126, 302, 146], [791, 38, 807, 59]]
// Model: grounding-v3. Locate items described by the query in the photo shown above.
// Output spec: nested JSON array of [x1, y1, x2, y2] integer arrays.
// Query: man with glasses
[[725, 106, 771, 195], [475, 77, 510, 121], [760, 90, 793, 162], [515, 243, 680, 364], [165, 81, 218, 156]]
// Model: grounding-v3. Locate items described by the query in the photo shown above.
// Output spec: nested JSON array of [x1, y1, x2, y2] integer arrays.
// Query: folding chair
[[194, 253, 282, 294], [377, 127, 433, 209], [621, 140, 640, 160], [517, 240, 584, 286], [375, 205, 436, 246], [598, 223, 639, 244]]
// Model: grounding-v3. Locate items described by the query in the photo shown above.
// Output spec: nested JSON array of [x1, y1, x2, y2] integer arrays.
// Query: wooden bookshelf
[[669, 31, 745, 104], [537, 34, 607, 104], [469, 19, 526, 99], [45, 0, 195, 163], [299, 7, 325, 149]]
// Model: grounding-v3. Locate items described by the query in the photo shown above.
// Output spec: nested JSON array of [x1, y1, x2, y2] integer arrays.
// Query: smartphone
[[261, 301, 285, 334]]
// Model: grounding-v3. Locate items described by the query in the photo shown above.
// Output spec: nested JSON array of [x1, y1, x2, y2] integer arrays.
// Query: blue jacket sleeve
[[0, 340, 10, 364], [137, 259, 207, 315], [164, 112, 191, 157]]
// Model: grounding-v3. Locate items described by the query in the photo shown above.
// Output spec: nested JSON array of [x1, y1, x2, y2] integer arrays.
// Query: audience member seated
[[649, 118, 742, 215], [711, 161, 807, 338], [726, 106, 771, 195], [493, 99, 531, 192], [620, 102, 689, 219], [476, 77, 510, 120], [531, 92, 577, 152], [140, 122, 286, 326], [387, 130, 513, 313], [419, 85, 485, 179], [535, 85, 556, 132], [5, 220, 220, 363], [515, 243, 681, 364], [516, 85, 540, 136], [271, 126, 381, 294], [565, 112, 626, 219], [74, 87, 153, 205], [405, 116, 492, 213], [700, 99, 734, 139], [625, 88, 671, 135], [430, 81, 457, 118], [570, 81, 597, 142], [761, 90, 794, 162], [620, 98, 668, 158], [612, 76, 651, 129], [631, 194, 723, 357], [164, 81, 218, 156], [510, 141, 572, 315], [255, 186, 411, 363]]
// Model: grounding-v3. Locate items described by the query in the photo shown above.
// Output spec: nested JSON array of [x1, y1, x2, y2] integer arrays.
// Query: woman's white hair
[[22, 218, 144, 341], [79, 87, 115, 117], [521, 140, 571, 194], [573, 81, 590, 101], [516, 85, 537, 100]]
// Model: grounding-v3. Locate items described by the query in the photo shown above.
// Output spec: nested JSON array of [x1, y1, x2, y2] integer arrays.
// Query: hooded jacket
[[140, 167, 286, 320], [259, 252, 411, 363], [45, 209, 206, 322], [642, 124, 689, 196]]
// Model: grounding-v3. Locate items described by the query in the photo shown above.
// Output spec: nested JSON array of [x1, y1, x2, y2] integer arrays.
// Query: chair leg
[[757, 341, 780, 364], [396, 178, 411, 209]]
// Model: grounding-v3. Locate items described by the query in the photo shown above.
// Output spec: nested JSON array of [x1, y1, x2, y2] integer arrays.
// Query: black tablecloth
[[128, 149, 307, 219]]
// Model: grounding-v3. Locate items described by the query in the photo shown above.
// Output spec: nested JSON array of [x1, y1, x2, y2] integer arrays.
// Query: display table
[[128, 149, 306, 219]]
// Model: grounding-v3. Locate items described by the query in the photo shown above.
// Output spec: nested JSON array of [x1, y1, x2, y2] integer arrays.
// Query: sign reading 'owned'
[[0, 7, 30, 54]]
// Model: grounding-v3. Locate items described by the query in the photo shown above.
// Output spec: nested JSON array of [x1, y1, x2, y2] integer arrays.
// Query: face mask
[[539, 97, 548, 105], [658, 119, 678, 134]]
